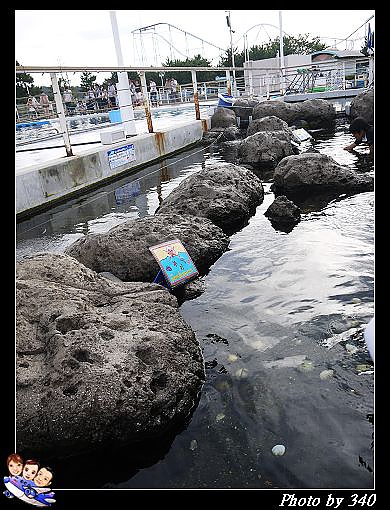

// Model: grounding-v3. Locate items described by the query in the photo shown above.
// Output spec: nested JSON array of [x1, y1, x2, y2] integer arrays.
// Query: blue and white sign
[[107, 144, 136, 169]]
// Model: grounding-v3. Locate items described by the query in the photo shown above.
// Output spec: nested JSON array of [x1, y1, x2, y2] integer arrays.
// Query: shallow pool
[[16, 119, 374, 489]]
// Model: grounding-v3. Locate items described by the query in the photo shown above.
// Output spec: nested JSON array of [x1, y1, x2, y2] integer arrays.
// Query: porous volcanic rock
[[295, 98, 336, 129], [246, 115, 291, 137], [237, 130, 295, 169], [155, 162, 264, 234], [349, 88, 374, 124], [264, 195, 301, 224], [16, 252, 205, 457], [210, 106, 237, 129], [65, 213, 229, 282], [273, 153, 374, 192], [253, 98, 336, 129], [252, 100, 300, 124]]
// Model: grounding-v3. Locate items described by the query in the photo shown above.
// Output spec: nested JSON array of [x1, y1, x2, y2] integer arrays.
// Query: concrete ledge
[[16, 118, 211, 219]]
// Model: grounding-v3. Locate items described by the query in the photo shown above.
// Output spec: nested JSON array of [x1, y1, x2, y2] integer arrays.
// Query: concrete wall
[[16, 118, 210, 218]]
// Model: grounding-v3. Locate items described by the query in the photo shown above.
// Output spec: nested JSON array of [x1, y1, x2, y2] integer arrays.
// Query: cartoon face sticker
[[7, 454, 23, 476], [34, 467, 53, 487], [22, 461, 39, 480]]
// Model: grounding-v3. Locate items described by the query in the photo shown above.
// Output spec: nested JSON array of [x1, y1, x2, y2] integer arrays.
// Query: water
[[15, 102, 215, 171], [16, 117, 374, 489]]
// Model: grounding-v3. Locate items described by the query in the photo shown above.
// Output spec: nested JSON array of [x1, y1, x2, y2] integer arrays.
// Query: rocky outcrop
[[272, 153, 374, 192], [294, 98, 336, 130], [265, 195, 301, 225], [16, 252, 205, 458], [247, 115, 291, 137], [252, 100, 300, 125], [237, 130, 295, 170], [349, 88, 374, 124], [252, 98, 336, 129], [65, 213, 229, 282], [155, 162, 264, 235], [210, 106, 237, 129]]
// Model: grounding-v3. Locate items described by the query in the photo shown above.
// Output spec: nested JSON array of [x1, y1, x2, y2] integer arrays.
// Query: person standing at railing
[[149, 80, 158, 107], [26, 96, 39, 119], [171, 78, 178, 102], [108, 81, 117, 108], [39, 92, 50, 117], [63, 88, 74, 115]]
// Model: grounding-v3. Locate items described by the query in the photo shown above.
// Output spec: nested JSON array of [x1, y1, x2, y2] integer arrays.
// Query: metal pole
[[225, 70, 231, 96], [50, 72, 73, 157], [226, 11, 236, 95], [279, 11, 285, 95], [109, 11, 137, 136], [139, 72, 154, 133], [191, 70, 200, 120]]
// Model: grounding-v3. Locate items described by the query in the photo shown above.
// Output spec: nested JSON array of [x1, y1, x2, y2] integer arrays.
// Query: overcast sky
[[15, 10, 374, 86]]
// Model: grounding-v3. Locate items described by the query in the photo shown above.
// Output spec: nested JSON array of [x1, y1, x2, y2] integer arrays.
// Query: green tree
[[163, 54, 216, 84], [219, 34, 327, 76], [16, 60, 41, 98], [80, 71, 97, 91]]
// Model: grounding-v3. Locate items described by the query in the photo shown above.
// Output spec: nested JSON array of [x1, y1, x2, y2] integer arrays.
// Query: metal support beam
[[191, 70, 200, 120], [50, 72, 73, 157], [110, 11, 137, 136], [139, 71, 154, 133]]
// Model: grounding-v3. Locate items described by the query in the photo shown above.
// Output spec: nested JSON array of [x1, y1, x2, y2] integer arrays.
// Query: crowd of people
[[20, 76, 182, 121]]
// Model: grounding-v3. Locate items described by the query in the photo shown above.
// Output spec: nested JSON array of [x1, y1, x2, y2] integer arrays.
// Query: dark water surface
[[16, 119, 374, 489]]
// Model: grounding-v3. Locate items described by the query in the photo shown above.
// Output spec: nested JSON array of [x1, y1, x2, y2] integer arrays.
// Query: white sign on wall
[[107, 144, 136, 169]]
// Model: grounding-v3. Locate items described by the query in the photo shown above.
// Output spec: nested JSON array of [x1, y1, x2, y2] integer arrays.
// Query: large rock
[[273, 153, 374, 192], [252, 98, 336, 129], [16, 253, 205, 457], [295, 98, 336, 129], [65, 213, 229, 282], [156, 163, 264, 234], [237, 130, 295, 169], [349, 88, 374, 124], [252, 100, 300, 125], [247, 115, 291, 137], [210, 106, 237, 129]]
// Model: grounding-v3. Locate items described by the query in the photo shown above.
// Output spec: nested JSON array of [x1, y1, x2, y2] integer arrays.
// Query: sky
[[15, 10, 375, 86]]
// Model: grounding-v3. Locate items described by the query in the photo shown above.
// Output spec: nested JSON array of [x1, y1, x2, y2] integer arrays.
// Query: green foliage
[[16, 60, 41, 98], [162, 54, 216, 84], [219, 34, 327, 75], [80, 71, 97, 91]]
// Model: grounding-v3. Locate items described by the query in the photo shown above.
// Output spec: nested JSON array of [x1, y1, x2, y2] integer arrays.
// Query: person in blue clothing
[[344, 117, 373, 157]]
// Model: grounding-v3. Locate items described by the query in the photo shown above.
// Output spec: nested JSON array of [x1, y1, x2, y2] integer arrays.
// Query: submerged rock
[[65, 213, 229, 282], [156, 162, 264, 235], [264, 195, 301, 225], [16, 252, 205, 458], [273, 153, 374, 192]]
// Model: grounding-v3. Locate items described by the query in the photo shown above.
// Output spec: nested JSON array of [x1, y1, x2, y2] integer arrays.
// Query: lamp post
[[225, 11, 236, 96]]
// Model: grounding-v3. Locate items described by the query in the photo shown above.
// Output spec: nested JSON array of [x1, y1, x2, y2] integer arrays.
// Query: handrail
[[16, 56, 372, 75]]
